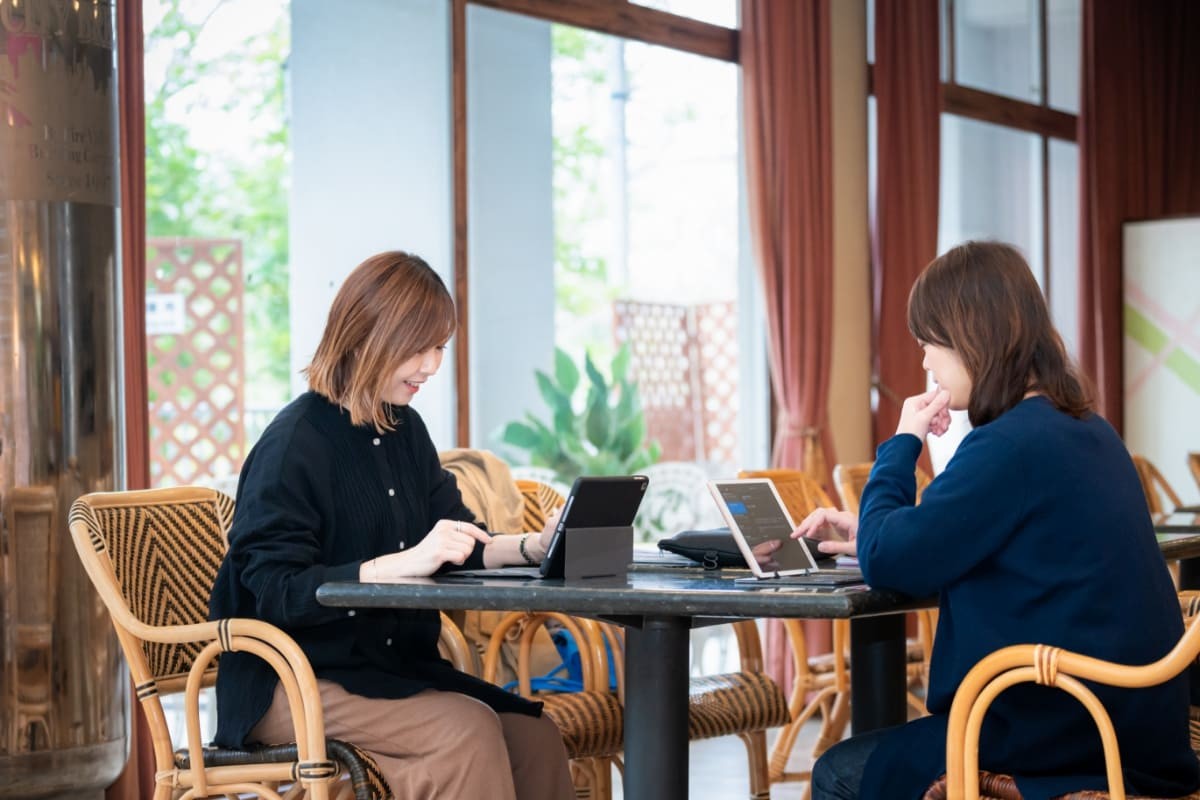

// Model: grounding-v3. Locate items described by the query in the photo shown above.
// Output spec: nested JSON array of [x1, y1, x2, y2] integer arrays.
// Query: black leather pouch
[[657, 527, 744, 570]]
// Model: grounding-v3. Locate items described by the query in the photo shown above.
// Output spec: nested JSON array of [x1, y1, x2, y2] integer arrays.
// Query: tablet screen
[[709, 479, 816, 574]]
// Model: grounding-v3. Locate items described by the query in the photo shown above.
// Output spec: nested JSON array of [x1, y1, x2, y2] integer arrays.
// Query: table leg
[[1180, 558, 1200, 590], [850, 615, 907, 734], [624, 614, 690, 800]]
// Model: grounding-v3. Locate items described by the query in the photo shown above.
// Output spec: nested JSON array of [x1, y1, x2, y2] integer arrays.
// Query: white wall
[[1124, 217, 1200, 505], [465, 6, 556, 448], [290, 0, 455, 446]]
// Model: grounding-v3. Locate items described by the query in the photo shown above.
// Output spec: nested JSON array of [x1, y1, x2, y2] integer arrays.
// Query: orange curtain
[[741, 0, 835, 691], [1078, 0, 1200, 433], [871, 0, 941, 448], [107, 1, 153, 798]]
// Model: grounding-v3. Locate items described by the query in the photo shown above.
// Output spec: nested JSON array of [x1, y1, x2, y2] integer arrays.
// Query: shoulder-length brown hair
[[304, 251, 455, 431], [907, 241, 1092, 427]]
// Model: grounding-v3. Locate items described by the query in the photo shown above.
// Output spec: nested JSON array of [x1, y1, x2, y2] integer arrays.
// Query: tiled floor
[[610, 716, 830, 799]]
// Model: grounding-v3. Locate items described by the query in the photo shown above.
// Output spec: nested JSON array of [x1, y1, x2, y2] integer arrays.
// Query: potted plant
[[499, 344, 660, 486]]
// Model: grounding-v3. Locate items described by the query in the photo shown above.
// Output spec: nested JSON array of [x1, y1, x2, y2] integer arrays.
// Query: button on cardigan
[[209, 391, 539, 748]]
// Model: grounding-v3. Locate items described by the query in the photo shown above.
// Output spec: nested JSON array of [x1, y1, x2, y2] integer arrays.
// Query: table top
[[316, 568, 927, 620], [1156, 512, 1200, 535]]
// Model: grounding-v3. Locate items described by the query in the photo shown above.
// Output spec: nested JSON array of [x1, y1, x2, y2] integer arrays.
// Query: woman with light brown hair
[[798, 242, 1198, 799], [209, 251, 573, 798]]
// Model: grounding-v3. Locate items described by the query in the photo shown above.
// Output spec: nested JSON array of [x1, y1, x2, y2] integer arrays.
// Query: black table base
[[849, 615, 909, 734], [624, 615, 691, 800]]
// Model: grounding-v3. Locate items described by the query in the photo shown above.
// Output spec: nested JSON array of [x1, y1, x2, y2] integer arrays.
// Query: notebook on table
[[707, 478, 864, 587]]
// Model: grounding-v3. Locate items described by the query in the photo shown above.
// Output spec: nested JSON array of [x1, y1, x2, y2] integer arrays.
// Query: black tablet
[[540, 475, 649, 578]]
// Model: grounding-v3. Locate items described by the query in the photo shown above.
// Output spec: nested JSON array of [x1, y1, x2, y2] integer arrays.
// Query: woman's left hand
[[537, 507, 563, 557]]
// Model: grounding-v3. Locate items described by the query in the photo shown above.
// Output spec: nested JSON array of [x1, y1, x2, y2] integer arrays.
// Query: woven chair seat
[[174, 739, 390, 800], [539, 690, 625, 759], [923, 768, 1200, 799], [687, 671, 791, 740]]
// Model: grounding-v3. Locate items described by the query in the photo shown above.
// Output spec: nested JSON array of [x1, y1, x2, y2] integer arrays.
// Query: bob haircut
[[305, 251, 455, 431], [907, 240, 1092, 427]]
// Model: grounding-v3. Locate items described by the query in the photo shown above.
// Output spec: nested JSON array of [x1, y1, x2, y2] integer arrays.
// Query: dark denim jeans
[[810, 727, 895, 800]]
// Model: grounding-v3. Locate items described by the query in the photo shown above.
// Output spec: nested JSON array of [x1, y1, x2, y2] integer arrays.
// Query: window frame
[[869, 0, 1078, 321]]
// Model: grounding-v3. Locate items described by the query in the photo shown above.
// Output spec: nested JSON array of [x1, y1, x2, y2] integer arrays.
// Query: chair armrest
[[944, 614, 1200, 800], [481, 612, 612, 695], [183, 617, 335, 798], [438, 612, 479, 675]]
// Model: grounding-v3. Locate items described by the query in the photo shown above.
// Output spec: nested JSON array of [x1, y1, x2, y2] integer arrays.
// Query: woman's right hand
[[363, 519, 491, 580], [791, 507, 859, 558]]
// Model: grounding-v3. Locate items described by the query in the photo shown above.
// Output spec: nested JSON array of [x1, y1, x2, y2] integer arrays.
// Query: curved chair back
[[1189, 452, 1200, 497], [736, 468, 835, 523], [69, 486, 392, 800], [833, 461, 933, 514], [936, 594, 1200, 800], [1131, 454, 1184, 515]]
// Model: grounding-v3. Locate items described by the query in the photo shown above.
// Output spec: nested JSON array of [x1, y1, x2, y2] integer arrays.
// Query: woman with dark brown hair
[[209, 251, 573, 798], [798, 242, 1199, 799]]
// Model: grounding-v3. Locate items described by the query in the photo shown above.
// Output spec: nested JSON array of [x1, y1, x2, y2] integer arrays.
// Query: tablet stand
[[562, 525, 633, 579]]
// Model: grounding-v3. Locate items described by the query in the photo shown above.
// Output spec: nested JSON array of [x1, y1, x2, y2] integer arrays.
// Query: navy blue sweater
[[856, 397, 1198, 799], [209, 392, 538, 748]]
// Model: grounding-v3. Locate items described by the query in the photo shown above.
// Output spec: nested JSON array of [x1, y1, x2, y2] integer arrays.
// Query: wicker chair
[[736, 469, 854, 793], [832, 461, 938, 710], [1131, 454, 1185, 516], [68, 486, 476, 800], [832, 461, 933, 515], [1188, 453, 1200, 497], [923, 593, 1200, 800], [504, 480, 790, 800]]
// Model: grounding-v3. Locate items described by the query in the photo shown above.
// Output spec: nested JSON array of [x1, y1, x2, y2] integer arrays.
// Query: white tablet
[[707, 478, 820, 577]]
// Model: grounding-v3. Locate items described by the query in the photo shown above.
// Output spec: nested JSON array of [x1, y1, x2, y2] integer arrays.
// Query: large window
[[466, 3, 764, 542], [870, 0, 1082, 469]]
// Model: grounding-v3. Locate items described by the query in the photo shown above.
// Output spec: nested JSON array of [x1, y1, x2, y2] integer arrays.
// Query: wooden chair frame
[[943, 593, 1200, 800], [1131, 455, 1184, 516], [69, 486, 477, 800]]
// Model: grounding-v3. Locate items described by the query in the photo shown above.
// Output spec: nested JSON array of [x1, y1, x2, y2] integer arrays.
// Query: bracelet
[[518, 534, 539, 566]]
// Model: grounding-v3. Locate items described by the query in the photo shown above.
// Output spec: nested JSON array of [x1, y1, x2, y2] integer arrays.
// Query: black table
[[317, 571, 927, 800], [1156, 515, 1200, 588]]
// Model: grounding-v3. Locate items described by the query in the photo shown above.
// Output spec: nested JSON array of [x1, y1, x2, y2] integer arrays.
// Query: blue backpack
[[503, 628, 619, 694]]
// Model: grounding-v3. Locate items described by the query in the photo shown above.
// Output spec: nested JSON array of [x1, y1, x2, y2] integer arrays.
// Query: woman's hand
[[792, 507, 859, 558], [897, 387, 951, 440], [537, 507, 563, 557], [364, 519, 491, 579]]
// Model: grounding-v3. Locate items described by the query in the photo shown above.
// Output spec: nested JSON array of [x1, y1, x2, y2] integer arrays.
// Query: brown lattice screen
[[146, 239, 245, 487], [613, 299, 739, 466]]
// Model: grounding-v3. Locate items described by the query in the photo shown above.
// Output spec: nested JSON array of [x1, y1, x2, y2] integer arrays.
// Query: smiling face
[[384, 344, 447, 405], [921, 343, 972, 411]]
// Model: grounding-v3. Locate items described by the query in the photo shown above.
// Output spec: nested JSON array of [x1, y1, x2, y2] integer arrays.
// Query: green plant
[[500, 345, 660, 485]]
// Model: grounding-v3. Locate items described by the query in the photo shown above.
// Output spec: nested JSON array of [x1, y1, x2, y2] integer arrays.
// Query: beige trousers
[[251, 680, 574, 800]]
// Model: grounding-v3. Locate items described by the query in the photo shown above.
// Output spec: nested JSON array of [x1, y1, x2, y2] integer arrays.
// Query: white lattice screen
[[613, 299, 739, 467], [146, 239, 245, 487]]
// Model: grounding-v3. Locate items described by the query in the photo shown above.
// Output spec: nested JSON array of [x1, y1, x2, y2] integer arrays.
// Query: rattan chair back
[[69, 486, 234, 694], [1131, 454, 1184, 516], [833, 461, 933, 515], [68, 486, 389, 800]]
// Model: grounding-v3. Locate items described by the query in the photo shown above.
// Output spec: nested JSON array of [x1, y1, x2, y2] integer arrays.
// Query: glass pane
[[144, 0, 291, 488], [468, 12, 766, 542], [938, 114, 1044, 285], [953, 0, 1041, 102], [1047, 0, 1081, 113], [631, 0, 738, 28], [1048, 138, 1080, 357], [867, 0, 875, 64]]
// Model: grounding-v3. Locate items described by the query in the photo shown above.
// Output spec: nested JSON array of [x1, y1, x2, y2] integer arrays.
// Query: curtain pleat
[[1078, 0, 1200, 433], [741, 0, 835, 694], [871, 0, 940, 448]]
